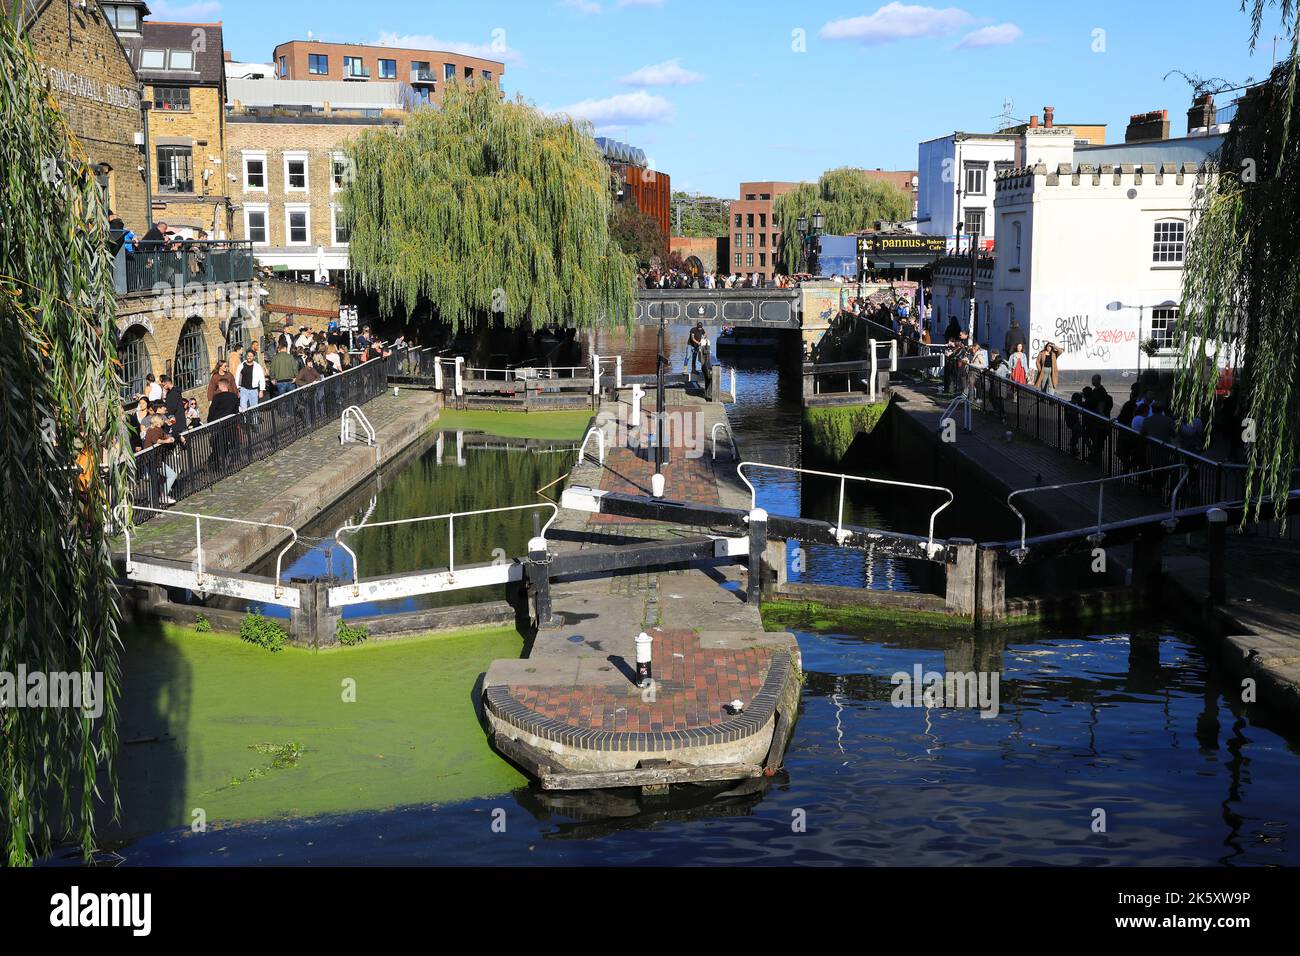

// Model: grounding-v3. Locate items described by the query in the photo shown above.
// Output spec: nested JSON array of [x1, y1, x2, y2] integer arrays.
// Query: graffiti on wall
[[1032, 313, 1142, 366]]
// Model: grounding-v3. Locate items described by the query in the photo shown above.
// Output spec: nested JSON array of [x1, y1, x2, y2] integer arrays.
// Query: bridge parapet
[[635, 288, 800, 328]]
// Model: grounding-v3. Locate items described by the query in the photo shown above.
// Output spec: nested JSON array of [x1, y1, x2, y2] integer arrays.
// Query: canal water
[[106, 326, 1300, 866]]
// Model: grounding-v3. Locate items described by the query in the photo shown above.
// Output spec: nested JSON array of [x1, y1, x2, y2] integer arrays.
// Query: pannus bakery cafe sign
[[858, 234, 947, 257], [41, 65, 141, 111]]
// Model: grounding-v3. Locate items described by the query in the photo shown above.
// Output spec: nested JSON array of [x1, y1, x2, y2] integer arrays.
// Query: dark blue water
[[114, 625, 1300, 866]]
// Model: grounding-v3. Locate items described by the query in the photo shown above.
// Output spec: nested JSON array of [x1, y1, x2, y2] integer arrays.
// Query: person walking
[[1004, 318, 1027, 358], [1034, 342, 1063, 395], [207, 359, 236, 404], [1008, 342, 1029, 386], [236, 349, 265, 410]]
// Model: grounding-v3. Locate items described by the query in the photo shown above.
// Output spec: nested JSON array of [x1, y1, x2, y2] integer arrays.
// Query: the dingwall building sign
[[41, 65, 141, 111]]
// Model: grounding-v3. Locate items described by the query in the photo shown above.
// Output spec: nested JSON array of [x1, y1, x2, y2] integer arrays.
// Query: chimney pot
[[1029, 114, 1039, 128], [1044, 106, 1055, 128]]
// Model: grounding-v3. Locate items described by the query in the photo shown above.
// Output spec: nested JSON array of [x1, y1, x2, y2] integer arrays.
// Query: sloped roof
[[120, 20, 224, 86]]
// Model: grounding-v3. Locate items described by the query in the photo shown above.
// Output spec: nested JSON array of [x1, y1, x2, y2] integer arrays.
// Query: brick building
[[10, 0, 263, 408], [115, 12, 231, 237], [729, 181, 800, 280], [226, 96, 402, 281], [270, 39, 504, 108], [9, 0, 149, 229]]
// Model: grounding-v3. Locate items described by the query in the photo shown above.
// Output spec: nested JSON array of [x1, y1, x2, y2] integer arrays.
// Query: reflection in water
[[250, 437, 575, 618], [117, 626, 1300, 866]]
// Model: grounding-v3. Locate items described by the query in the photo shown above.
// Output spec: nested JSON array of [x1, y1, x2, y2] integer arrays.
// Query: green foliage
[[774, 169, 913, 273], [1175, 55, 1300, 522], [670, 191, 729, 238], [609, 203, 667, 267], [194, 614, 212, 633], [1, 13, 130, 865], [342, 81, 636, 331], [336, 620, 369, 646], [803, 403, 888, 464], [228, 742, 304, 787], [239, 612, 288, 653]]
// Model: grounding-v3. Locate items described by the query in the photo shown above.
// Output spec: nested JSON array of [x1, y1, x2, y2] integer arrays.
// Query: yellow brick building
[[118, 13, 230, 237]]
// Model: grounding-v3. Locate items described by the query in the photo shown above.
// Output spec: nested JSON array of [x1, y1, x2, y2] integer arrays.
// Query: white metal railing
[[711, 421, 737, 461], [1005, 464, 1189, 561], [940, 392, 972, 433], [123, 507, 300, 603], [579, 426, 606, 465], [333, 501, 559, 591], [736, 461, 953, 556], [341, 405, 379, 465]]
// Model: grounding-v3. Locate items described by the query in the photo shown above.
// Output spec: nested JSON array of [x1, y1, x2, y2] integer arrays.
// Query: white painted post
[[635, 631, 654, 687], [434, 358, 443, 392], [615, 355, 623, 389], [889, 339, 898, 372], [868, 338, 879, 402], [592, 354, 601, 397], [630, 384, 645, 428], [651, 472, 666, 498], [453, 356, 465, 397]]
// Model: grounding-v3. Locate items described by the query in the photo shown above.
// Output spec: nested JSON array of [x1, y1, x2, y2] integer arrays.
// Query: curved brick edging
[[485, 651, 792, 754]]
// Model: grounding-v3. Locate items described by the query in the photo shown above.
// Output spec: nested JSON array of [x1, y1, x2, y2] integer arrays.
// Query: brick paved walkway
[[508, 628, 772, 733]]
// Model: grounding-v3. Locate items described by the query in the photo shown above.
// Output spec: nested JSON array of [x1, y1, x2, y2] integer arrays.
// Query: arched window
[[174, 317, 209, 391], [118, 325, 151, 399], [226, 309, 252, 357]]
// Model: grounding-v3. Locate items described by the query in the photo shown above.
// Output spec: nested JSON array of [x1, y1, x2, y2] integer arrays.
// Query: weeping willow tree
[[1, 11, 130, 865], [342, 82, 636, 331], [1175, 1, 1300, 521], [774, 168, 914, 273]]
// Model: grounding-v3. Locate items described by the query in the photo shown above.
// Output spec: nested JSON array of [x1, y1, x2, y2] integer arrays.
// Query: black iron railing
[[115, 241, 255, 295], [129, 349, 404, 518], [967, 369, 1231, 510]]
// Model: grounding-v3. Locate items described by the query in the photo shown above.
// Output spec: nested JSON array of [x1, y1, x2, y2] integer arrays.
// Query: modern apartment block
[[270, 40, 504, 108], [729, 181, 800, 279], [597, 138, 671, 247]]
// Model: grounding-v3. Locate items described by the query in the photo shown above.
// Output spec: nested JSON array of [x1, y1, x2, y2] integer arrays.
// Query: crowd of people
[[127, 321, 394, 504], [636, 268, 798, 290]]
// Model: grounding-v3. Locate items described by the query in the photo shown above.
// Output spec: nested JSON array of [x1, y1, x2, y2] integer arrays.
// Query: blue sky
[[159, 0, 1291, 197]]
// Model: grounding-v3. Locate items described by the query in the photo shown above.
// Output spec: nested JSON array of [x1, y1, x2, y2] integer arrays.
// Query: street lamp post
[[796, 210, 824, 276]]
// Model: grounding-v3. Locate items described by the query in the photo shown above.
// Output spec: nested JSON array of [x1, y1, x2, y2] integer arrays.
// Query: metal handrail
[[940, 392, 972, 432], [341, 405, 379, 465], [333, 501, 559, 589], [578, 426, 605, 465], [711, 421, 737, 461], [123, 507, 299, 598], [736, 461, 953, 555], [1005, 464, 1189, 561]]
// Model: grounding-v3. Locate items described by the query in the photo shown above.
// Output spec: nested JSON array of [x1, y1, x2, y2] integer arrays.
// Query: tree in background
[[1, 11, 130, 865], [774, 169, 913, 273], [342, 82, 636, 331], [1175, 2, 1299, 521], [670, 191, 730, 238], [609, 203, 667, 268]]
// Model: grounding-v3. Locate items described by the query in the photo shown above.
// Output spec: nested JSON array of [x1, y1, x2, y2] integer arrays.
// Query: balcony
[[411, 68, 436, 83], [113, 240, 255, 296], [343, 64, 371, 81]]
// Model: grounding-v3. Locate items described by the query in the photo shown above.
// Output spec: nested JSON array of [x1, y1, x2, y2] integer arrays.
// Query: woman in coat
[[1034, 342, 1063, 395]]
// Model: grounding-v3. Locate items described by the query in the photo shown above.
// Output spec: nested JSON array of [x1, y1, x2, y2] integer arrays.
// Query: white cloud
[[954, 23, 1022, 49], [550, 90, 674, 126], [561, 0, 603, 13], [820, 3, 972, 45], [149, 0, 222, 17], [618, 0, 666, 6], [373, 31, 524, 66], [618, 58, 703, 86]]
